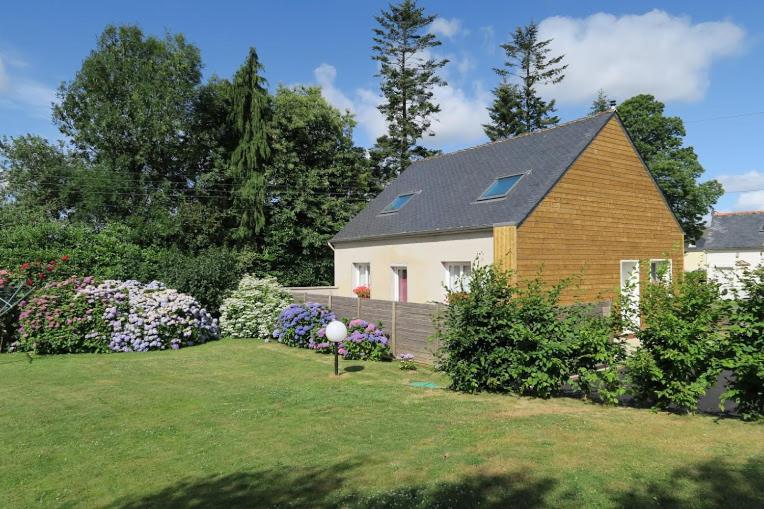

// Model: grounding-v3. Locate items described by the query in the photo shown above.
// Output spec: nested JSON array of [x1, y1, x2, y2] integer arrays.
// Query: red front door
[[398, 268, 408, 302]]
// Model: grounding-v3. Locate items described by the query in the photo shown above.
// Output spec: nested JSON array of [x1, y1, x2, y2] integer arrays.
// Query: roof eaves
[[331, 225, 494, 244]]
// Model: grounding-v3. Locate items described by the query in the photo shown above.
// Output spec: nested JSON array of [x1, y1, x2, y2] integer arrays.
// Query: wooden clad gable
[[509, 115, 684, 303]]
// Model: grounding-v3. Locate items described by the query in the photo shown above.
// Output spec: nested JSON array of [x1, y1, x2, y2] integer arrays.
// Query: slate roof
[[332, 111, 617, 243], [693, 211, 764, 251]]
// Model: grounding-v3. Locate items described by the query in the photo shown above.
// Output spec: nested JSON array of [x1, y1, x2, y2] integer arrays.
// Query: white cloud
[[479, 26, 496, 54], [0, 52, 57, 118], [424, 82, 490, 147], [430, 17, 463, 38], [452, 52, 475, 77], [717, 170, 764, 193], [731, 191, 764, 211], [536, 10, 745, 104], [314, 63, 490, 149], [314, 63, 386, 141]]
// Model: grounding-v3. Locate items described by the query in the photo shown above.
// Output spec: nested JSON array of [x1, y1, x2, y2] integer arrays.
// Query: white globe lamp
[[325, 320, 347, 376]]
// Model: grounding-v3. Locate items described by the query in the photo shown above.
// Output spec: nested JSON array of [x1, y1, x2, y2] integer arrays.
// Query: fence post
[[391, 301, 397, 357], [328, 294, 333, 310], [356, 297, 361, 319], [303, 291, 308, 304]]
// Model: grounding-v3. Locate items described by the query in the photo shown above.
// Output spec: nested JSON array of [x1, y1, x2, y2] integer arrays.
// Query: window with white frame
[[444, 262, 471, 291], [352, 263, 370, 288], [649, 259, 672, 283]]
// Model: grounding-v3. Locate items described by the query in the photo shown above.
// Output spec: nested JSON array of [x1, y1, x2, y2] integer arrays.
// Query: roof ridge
[[713, 210, 764, 217], [413, 110, 616, 165]]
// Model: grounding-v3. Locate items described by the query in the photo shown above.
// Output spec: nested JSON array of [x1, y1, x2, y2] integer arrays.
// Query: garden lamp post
[[325, 320, 347, 376]]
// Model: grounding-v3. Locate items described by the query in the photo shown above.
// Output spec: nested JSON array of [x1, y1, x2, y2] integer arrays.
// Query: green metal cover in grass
[[409, 381, 439, 389]]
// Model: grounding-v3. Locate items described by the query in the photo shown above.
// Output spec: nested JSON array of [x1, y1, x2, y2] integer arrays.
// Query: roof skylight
[[381, 193, 415, 213], [478, 174, 523, 201]]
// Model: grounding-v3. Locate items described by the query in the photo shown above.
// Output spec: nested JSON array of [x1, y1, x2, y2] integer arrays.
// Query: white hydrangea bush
[[220, 275, 292, 339]]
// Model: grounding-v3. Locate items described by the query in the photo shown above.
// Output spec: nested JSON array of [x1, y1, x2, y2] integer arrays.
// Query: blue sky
[[1, 1, 763, 211]]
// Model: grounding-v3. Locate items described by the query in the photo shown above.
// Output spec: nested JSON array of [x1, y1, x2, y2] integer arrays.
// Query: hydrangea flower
[[274, 302, 335, 349], [16, 277, 218, 354], [220, 276, 291, 340]]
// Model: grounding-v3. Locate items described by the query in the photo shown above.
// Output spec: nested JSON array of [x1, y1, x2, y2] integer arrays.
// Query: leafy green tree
[[261, 86, 373, 285], [486, 22, 566, 137], [482, 83, 524, 141], [1, 135, 81, 218], [54, 25, 204, 216], [228, 48, 271, 242], [617, 94, 723, 241], [371, 0, 448, 182], [590, 89, 611, 115]]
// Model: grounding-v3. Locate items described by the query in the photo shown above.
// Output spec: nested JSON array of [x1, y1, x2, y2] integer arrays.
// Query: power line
[[684, 111, 764, 124]]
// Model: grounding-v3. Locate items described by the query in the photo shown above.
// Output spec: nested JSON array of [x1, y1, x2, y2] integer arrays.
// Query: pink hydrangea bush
[[17, 278, 218, 354], [311, 318, 392, 361]]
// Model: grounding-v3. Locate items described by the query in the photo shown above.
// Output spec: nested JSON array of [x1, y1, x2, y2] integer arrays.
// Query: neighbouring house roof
[[692, 211, 764, 251], [332, 111, 617, 243]]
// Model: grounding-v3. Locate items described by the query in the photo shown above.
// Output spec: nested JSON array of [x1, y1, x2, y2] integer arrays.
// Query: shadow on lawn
[[108, 461, 557, 509], [107, 456, 764, 509], [614, 456, 764, 509]]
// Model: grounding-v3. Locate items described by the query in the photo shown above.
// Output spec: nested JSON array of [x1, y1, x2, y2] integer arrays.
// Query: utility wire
[[684, 111, 764, 123]]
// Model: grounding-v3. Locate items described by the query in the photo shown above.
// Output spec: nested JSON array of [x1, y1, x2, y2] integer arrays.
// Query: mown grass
[[1, 340, 762, 508]]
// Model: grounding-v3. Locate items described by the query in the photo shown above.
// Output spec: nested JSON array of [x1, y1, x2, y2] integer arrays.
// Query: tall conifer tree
[[229, 48, 270, 242], [371, 0, 448, 182], [483, 82, 524, 141], [484, 22, 566, 138], [590, 89, 611, 114]]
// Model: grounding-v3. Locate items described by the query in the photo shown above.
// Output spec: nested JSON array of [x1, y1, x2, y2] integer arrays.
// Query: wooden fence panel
[[331, 296, 357, 321], [360, 299, 394, 331], [395, 302, 439, 364], [286, 290, 609, 366]]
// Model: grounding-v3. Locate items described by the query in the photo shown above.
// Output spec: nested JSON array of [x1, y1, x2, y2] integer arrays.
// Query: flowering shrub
[[220, 276, 291, 339], [399, 353, 416, 370], [312, 318, 392, 361], [273, 302, 335, 348], [353, 285, 370, 299], [17, 278, 218, 354], [1, 256, 69, 317]]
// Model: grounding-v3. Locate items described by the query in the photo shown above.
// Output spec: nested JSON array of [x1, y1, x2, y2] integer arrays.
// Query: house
[[330, 111, 684, 305], [685, 210, 764, 294]]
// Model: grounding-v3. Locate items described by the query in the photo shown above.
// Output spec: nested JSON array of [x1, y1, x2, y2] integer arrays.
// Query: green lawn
[[1, 340, 763, 508]]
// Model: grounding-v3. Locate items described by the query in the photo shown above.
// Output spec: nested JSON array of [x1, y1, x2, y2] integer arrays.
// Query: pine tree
[[482, 82, 524, 141], [590, 89, 611, 114], [229, 48, 270, 242], [371, 0, 448, 182], [485, 22, 566, 137]]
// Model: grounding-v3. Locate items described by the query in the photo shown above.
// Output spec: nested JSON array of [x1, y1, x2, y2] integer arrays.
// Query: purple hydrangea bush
[[312, 318, 392, 361], [17, 277, 218, 354], [272, 302, 335, 348]]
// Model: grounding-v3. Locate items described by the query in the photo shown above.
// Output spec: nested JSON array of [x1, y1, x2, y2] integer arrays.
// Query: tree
[[371, 0, 448, 182], [482, 83, 524, 141], [228, 48, 271, 242], [618, 94, 723, 241], [0, 136, 81, 219], [485, 22, 566, 138], [260, 86, 373, 285], [590, 89, 611, 115], [54, 25, 204, 216]]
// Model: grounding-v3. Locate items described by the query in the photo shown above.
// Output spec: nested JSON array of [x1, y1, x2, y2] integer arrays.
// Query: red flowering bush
[[353, 285, 370, 299], [1, 257, 69, 316]]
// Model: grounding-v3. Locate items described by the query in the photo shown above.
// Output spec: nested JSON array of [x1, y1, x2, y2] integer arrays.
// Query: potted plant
[[353, 285, 371, 299]]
